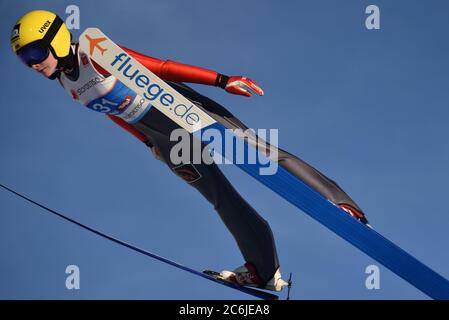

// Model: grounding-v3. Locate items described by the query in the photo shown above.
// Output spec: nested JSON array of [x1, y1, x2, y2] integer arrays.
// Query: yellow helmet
[[11, 10, 71, 59]]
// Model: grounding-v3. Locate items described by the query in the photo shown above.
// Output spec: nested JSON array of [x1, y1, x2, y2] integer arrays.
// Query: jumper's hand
[[225, 76, 264, 97]]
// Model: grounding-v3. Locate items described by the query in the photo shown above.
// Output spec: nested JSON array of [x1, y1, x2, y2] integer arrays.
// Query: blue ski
[[201, 123, 449, 299]]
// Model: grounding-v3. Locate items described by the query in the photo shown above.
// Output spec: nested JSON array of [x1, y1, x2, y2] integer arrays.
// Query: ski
[[79, 28, 449, 299], [0, 183, 277, 300]]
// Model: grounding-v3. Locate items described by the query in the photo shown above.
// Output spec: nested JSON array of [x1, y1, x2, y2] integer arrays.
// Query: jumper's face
[[30, 50, 58, 78]]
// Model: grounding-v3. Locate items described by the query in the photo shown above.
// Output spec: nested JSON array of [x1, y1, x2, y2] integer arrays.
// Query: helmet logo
[[11, 24, 20, 42], [39, 20, 52, 34]]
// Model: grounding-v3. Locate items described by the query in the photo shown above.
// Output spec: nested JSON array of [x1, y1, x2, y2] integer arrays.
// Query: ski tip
[[286, 272, 293, 300]]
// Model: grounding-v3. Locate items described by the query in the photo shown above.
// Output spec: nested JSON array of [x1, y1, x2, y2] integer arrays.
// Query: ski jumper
[[58, 44, 365, 283]]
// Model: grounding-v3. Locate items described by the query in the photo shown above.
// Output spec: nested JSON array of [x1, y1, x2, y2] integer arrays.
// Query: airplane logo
[[85, 34, 108, 56]]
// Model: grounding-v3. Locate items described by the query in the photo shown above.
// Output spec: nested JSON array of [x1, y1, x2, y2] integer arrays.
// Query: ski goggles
[[17, 42, 50, 67]]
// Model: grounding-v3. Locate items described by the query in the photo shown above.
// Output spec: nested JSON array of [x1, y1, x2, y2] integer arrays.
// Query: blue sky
[[1, 0, 448, 299]]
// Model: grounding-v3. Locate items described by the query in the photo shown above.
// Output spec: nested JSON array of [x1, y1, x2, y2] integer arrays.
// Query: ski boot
[[339, 203, 372, 228], [215, 262, 288, 292]]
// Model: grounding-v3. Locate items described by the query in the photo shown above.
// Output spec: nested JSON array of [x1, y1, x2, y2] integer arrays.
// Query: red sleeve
[[107, 114, 148, 143], [91, 60, 109, 76], [120, 46, 219, 86]]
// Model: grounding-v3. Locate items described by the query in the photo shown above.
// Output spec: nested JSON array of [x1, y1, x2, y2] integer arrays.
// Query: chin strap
[[55, 44, 79, 80], [57, 46, 76, 70], [48, 69, 60, 80]]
